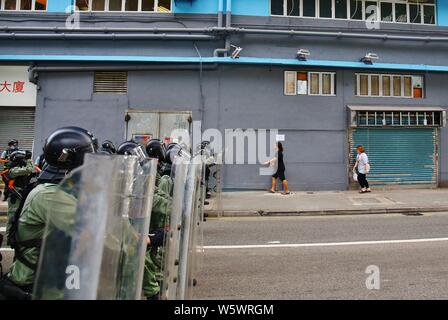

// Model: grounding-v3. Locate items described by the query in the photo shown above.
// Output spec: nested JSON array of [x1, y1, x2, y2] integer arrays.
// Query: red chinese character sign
[[13, 81, 25, 93], [0, 67, 37, 106], [0, 81, 11, 93]]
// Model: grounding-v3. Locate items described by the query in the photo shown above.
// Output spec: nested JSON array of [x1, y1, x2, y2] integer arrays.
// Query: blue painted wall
[[47, 0, 73, 13], [43, 0, 446, 21], [437, 0, 448, 26], [173, 0, 269, 16], [173, 0, 218, 14], [232, 0, 269, 16]]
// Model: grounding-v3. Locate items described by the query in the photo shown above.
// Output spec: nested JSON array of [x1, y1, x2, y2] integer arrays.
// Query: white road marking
[[204, 237, 448, 250], [267, 241, 281, 244], [0, 227, 5, 232]]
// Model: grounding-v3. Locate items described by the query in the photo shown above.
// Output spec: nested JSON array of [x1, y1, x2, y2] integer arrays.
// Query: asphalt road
[[194, 213, 448, 300], [2, 213, 448, 299]]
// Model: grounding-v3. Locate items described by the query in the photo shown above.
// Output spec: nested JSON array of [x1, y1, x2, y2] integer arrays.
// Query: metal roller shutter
[[0, 107, 36, 155], [349, 128, 438, 186]]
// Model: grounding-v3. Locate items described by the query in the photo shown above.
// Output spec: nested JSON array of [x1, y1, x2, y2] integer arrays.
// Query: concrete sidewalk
[[205, 188, 448, 217], [2, 189, 448, 217]]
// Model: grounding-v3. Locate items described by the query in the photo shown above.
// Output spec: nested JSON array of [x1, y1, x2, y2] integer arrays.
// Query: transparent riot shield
[[33, 154, 157, 300], [160, 153, 190, 300], [184, 155, 205, 299], [123, 158, 157, 299], [160, 149, 206, 300], [213, 153, 224, 218], [98, 156, 157, 300], [174, 155, 200, 300]]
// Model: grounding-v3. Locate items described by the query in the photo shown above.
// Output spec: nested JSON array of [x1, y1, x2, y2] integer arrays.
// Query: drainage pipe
[[28, 63, 219, 84], [213, 0, 232, 57], [0, 32, 216, 40]]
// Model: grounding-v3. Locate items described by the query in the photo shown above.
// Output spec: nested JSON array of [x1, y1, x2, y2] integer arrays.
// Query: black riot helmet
[[99, 140, 117, 155], [8, 139, 18, 147], [145, 139, 166, 162], [117, 141, 140, 155], [117, 141, 147, 162], [166, 143, 178, 151], [201, 141, 210, 149], [63, 126, 99, 151], [43, 127, 97, 170], [8, 150, 27, 167], [194, 140, 211, 156], [165, 143, 182, 165]]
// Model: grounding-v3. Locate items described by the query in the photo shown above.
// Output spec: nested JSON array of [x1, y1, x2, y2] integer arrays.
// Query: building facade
[[1, 0, 447, 190]]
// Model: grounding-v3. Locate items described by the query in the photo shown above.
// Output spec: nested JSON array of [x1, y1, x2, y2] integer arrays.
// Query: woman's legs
[[364, 175, 370, 191], [270, 177, 277, 193], [282, 179, 290, 194], [358, 173, 368, 191], [279, 171, 290, 194], [358, 173, 365, 189]]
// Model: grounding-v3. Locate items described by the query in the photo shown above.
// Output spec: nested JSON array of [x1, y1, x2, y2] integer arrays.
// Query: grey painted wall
[[2, 13, 448, 65], [2, 13, 448, 190], [33, 65, 448, 190]]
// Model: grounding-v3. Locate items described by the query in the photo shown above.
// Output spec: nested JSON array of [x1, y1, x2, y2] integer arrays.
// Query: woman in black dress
[[265, 142, 290, 195]]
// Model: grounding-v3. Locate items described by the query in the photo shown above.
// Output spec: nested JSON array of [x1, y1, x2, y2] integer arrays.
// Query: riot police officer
[[162, 143, 183, 177], [0, 127, 97, 300], [117, 140, 172, 299], [1, 139, 20, 201], [146, 139, 170, 188], [144, 139, 175, 299], [0, 139, 19, 160], [2, 151, 34, 246]]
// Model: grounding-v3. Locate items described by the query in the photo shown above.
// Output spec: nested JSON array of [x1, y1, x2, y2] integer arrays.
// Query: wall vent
[[94, 71, 128, 94]]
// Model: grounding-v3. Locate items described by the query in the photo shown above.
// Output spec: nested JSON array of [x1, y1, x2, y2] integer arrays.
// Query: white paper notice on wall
[[276, 134, 285, 142], [297, 80, 308, 95], [0, 66, 37, 107]]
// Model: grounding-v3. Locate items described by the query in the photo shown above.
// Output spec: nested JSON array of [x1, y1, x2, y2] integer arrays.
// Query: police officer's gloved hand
[[148, 229, 165, 248]]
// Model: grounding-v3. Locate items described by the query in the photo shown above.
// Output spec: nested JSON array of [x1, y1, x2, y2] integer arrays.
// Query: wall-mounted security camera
[[361, 53, 379, 64], [297, 49, 311, 61], [230, 45, 243, 59]]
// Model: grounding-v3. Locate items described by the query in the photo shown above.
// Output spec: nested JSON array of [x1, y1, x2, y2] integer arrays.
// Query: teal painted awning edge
[[1, 55, 448, 72]]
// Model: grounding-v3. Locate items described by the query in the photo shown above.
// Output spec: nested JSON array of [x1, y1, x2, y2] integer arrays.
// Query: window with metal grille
[[356, 111, 442, 127], [270, 0, 436, 25], [94, 71, 128, 94], [75, 0, 171, 12], [1, 0, 47, 11]]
